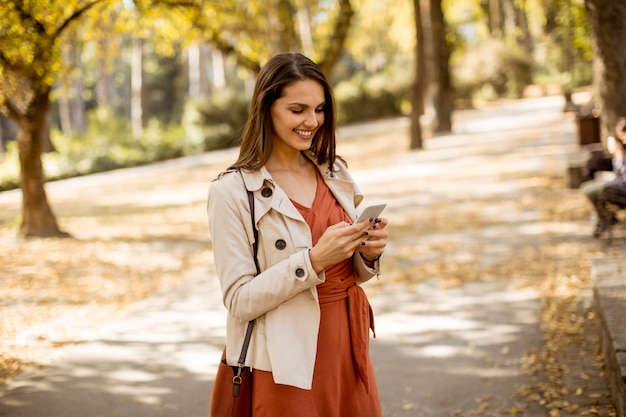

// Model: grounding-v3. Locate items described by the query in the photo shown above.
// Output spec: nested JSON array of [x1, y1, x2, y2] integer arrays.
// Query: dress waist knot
[[318, 274, 376, 392]]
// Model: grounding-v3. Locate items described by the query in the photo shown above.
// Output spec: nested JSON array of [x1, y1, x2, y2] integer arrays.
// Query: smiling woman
[[269, 78, 326, 151], [206, 52, 389, 417]]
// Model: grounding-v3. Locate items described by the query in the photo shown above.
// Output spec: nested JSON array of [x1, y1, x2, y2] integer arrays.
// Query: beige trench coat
[[206, 153, 380, 389]]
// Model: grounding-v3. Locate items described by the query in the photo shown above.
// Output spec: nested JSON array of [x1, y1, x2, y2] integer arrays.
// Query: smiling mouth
[[295, 129, 314, 137]]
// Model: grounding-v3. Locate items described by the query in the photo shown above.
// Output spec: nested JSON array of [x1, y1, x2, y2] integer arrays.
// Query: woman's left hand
[[358, 217, 388, 260]]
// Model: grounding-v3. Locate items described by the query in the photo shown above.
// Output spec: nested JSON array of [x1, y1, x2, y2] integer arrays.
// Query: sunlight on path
[[0, 95, 609, 417]]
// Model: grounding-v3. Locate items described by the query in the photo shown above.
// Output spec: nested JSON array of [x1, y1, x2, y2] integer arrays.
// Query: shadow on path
[[1, 95, 597, 417]]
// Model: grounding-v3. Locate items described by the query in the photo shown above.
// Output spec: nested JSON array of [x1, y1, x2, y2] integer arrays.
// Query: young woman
[[207, 52, 388, 416]]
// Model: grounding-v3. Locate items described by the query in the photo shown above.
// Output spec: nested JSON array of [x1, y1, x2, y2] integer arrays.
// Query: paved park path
[[0, 95, 611, 416]]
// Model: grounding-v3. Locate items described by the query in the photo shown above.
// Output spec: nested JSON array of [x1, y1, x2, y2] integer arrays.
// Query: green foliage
[[454, 40, 534, 100], [182, 90, 249, 153], [0, 141, 19, 192], [334, 67, 410, 124], [444, 0, 592, 101], [142, 46, 186, 124], [42, 108, 188, 179], [0, 1, 108, 107], [347, 0, 414, 67], [0, 105, 238, 191]]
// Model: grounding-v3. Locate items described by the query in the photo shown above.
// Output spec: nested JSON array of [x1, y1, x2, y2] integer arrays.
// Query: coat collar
[[239, 152, 362, 222]]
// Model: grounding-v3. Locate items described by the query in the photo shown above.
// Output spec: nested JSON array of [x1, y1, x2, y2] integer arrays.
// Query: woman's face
[[270, 79, 325, 153]]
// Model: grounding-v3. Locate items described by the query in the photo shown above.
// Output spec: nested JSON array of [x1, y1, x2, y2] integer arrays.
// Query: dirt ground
[[1, 95, 624, 415]]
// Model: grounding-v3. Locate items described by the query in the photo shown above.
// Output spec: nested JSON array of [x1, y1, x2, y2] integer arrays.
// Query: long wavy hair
[[228, 52, 337, 173]]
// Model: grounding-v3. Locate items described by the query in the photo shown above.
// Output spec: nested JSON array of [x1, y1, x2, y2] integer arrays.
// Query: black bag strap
[[238, 189, 257, 366], [232, 172, 259, 393], [247, 188, 261, 275]]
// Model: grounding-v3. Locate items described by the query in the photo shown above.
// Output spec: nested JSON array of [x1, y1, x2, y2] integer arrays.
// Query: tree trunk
[[429, 0, 453, 133], [481, 0, 504, 38], [58, 94, 73, 134], [277, 0, 297, 51], [199, 44, 211, 95], [0, 115, 5, 153], [96, 39, 114, 109], [131, 37, 143, 138], [410, 0, 426, 150], [58, 43, 86, 135], [318, 0, 353, 77], [211, 48, 226, 90], [513, 0, 533, 54], [542, 0, 559, 34], [59, 47, 74, 134], [188, 43, 201, 98], [72, 47, 87, 135], [17, 91, 69, 238], [297, 7, 314, 57], [585, 0, 626, 139]]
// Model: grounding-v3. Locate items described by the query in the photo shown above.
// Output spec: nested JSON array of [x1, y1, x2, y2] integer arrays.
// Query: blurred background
[[2, 3, 625, 411], [0, 0, 607, 198]]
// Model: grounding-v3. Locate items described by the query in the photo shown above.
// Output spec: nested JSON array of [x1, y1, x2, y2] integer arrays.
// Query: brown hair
[[228, 52, 337, 173], [615, 117, 626, 136]]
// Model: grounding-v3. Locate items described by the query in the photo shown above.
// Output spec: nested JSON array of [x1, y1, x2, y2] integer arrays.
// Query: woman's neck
[[266, 150, 309, 173]]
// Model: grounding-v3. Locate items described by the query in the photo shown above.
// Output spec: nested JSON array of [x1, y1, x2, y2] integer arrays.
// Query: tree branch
[[12, 1, 47, 36], [143, 0, 261, 73], [3, 98, 24, 121], [318, 0, 353, 77], [207, 28, 261, 74], [51, 0, 105, 40], [0, 47, 28, 74]]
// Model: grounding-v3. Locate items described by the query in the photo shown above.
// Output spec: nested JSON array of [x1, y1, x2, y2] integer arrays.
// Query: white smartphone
[[356, 202, 387, 222]]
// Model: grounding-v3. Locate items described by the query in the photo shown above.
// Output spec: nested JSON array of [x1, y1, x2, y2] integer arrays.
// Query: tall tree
[[480, 0, 504, 38], [0, 0, 104, 237], [410, 0, 427, 150], [131, 37, 143, 137], [429, 0, 453, 133], [584, 0, 626, 138], [316, 0, 354, 76], [147, 0, 354, 77], [508, 0, 532, 55]]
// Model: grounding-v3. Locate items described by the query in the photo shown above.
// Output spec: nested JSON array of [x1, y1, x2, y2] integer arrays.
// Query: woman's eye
[[291, 110, 303, 114], [315, 108, 324, 113]]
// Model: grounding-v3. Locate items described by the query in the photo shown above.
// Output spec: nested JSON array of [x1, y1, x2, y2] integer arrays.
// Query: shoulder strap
[[237, 173, 258, 367], [247, 189, 261, 275]]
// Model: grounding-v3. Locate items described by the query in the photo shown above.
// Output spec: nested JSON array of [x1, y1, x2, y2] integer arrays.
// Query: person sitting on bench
[[582, 117, 626, 237]]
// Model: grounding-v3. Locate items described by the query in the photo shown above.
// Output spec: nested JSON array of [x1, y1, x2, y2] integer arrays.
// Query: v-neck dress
[[251, 170, 381, 417]]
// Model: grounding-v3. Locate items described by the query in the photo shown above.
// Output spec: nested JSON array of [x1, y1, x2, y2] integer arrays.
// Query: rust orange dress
[[251, 171, 381, 416]]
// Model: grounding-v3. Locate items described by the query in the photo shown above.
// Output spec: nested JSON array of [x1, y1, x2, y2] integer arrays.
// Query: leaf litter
[[0, 119, 625, 417]]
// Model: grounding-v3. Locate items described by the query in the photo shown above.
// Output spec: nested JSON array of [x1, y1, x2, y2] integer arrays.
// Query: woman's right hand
[[308, 220, 373, 273]]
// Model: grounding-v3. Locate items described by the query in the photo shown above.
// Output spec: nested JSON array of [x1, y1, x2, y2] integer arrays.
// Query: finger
[[375, 217, 388, 226], [372, 217, 388, 230], [361, 238, 387, 249], [364, 227, 388, 240], [327, 221, 352, 230], [345, 221, 372, 237]]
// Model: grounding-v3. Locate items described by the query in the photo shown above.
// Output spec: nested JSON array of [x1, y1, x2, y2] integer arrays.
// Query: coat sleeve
[[331, 158, 380, 284], [353, 254, 380, 284], [207, 174, 324, 323]]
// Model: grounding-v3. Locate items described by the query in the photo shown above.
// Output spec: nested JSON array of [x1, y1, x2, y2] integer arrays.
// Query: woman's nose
[[303, 111, 319, 128]]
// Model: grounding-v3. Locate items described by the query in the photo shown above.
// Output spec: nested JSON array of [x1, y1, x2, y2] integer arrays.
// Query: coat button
[[261, 187, 273, 197], [275, 239, 287, 250], [295, 268, 305, 277]]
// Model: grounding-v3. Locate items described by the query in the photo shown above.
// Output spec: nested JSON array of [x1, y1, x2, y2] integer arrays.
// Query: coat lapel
[[239, 167, 304, 223], [239, 154, 362, 224]]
